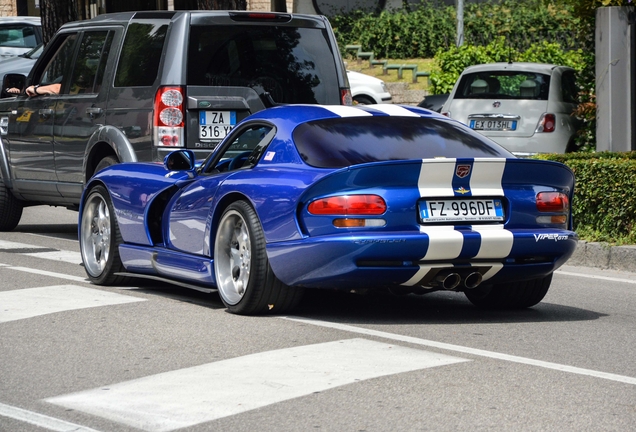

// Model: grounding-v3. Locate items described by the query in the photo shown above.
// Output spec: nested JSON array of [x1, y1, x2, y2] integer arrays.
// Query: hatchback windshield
[[454, 71, 551, 100], [293, 117, 512, 168], [187, 25, 340, 105]]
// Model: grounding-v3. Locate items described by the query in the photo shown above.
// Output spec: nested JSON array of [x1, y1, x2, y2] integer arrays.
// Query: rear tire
[[353, 95, 375, 105], [214, 200, 303, 315], [79, 185, 129, 285], [0, 184, 23, 231], [464, 274, 552, 309], [94, 155, 119, 176]]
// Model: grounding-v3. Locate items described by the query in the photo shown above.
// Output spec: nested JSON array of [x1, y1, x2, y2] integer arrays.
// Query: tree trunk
[[197, 0, 247, 9], [40, 0, 81, 45]]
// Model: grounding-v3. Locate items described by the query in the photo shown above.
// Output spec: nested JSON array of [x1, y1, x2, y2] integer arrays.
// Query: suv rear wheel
[[0, 184, 23, 231]]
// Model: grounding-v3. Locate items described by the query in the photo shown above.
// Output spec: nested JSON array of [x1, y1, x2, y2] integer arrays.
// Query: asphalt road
[[1, 205, 635, 432]]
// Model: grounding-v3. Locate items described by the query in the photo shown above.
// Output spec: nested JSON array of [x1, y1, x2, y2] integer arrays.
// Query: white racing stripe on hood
[[367, 104, 420, 117], [322, 105, 373, 117]]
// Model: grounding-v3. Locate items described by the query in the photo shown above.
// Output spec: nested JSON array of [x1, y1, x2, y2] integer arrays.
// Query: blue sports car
[[79, 104, 578, 315]]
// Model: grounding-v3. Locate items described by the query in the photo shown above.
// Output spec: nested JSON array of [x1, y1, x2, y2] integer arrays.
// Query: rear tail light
[[308, 195, 386, 215], [536, 191, 569, 226], [341, 88, 353, 106], [154, 86, 185, 147], [535, 113, 556, 133]]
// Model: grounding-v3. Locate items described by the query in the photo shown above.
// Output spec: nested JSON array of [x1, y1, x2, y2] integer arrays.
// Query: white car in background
[[441, 62, 580, 155], [347, 70, 392, 105], [0, 17, 42, 61]]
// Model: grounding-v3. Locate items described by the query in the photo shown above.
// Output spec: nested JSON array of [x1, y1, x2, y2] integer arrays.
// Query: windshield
[[454, 71, 551, 100], [293, 117, 512, 168], [187, 25, 340, 105]]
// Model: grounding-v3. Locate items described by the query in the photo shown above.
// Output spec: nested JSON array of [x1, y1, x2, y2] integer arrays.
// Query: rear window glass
[[454, 71, 551, 100], [293, 117, 512, 168], [187, 25, 340, 105], [0, 24, 38, 48], [114, 23, 168, 87]]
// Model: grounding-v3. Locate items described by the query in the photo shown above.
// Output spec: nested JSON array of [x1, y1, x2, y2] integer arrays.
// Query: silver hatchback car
[[441, 62, 580, 156]]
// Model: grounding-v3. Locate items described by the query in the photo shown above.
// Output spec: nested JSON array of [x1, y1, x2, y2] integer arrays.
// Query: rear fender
[[83, 125, 137, 180]]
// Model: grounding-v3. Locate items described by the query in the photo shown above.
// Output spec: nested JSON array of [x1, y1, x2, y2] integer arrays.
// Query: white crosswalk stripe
[[46, 338, 468, 432], [0, 239, 82, 265]]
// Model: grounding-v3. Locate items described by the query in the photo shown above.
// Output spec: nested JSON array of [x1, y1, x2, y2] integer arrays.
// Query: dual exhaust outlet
[[434, 271, 483, 290]]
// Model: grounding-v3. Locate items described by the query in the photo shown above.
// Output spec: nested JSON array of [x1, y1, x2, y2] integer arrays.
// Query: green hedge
[[537, 152, 636, 244]]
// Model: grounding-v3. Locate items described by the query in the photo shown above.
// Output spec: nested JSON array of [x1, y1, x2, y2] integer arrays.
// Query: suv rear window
[[454, 71, 551, 100], [114, 22, 168, 87], [293, 117, 512, 168], [187, 25, 340, 105]]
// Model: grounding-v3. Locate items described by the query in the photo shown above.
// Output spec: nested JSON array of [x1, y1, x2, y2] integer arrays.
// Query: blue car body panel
[[81, 104, 577, 291]]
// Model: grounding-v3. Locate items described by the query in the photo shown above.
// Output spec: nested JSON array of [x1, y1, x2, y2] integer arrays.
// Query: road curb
[[568, 241, 636, 273]]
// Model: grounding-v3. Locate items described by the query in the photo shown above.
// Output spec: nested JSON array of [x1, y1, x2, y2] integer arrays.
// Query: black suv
[[0, 11, 350, 230]]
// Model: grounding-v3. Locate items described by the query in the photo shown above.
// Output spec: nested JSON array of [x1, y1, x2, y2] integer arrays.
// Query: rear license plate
[[420, 198, 504, 223], [469, 119, 517, 131], [199, 111, 236, 139]]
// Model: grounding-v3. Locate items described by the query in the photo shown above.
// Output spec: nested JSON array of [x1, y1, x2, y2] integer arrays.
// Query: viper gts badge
[[456, 165, 471, 178]]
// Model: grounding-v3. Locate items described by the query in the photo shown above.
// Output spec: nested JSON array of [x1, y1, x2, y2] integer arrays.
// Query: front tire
[[214, 200, 303, 315], [464, 274, 553, 309], [80, 185, 129, 285], [0, 184, 23, 231]]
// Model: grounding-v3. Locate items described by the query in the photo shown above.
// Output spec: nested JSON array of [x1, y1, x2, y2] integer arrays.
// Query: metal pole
[[456, 0, 464, 47]]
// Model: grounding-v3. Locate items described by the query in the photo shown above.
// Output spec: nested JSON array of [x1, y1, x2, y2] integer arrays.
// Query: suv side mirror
[[164, 150, 195, 171], [2, 73, 27, 98]]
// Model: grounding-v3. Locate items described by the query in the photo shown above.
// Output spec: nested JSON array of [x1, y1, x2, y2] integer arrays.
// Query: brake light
[[341, 88, 353, 106], [537, 192, 569, 212], [154, 86, 185, 147], [308, 195, 386, 215], [536, 113, 556, 133]]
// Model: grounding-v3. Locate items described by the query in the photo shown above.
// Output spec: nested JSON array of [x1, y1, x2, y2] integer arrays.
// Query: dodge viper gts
[[79, 104, 578, 315]]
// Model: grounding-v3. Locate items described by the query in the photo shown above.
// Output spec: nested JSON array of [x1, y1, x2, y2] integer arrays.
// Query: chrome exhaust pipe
[[463, 272, 483, 289], [435, 272, 461, 290]]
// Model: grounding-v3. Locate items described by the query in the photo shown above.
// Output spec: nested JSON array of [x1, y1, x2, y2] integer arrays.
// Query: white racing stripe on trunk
[[471, 225, 514, 259], [418, 225, 464, 260], [0, 285, 145, 323], [322, 105, 373, 117], [417, 159, 456, 197], [469, 159, 506, 196], [46, 338, 468, 432]]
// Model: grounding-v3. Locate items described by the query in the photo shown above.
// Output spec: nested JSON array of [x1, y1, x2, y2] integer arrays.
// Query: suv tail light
[[535, 113, 556, 133], [154, 86, 185, 147], [341, 88, 353, 106]]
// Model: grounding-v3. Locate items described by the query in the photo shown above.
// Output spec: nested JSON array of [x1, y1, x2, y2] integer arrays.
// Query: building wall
[[248, 0, 294, 12], [0, 0, 17, 17]]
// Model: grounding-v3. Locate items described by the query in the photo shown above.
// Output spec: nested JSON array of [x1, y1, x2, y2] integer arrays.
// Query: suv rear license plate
[[199, 111, 236, 139], [469, 119, 517, 131], [419, 198, 504, 223]]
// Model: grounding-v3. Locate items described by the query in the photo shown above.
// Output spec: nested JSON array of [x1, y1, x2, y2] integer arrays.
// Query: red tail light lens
[[308, 195, 387, 215], [536, 113, 556, 133], [537, 192, 569, 212], [154, 86, 185, 147], [341, 88, 353, 106]]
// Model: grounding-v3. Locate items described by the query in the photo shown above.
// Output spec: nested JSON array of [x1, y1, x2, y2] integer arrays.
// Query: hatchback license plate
[[199, 111, 236, 139], [420, 198, 504, 223], [469, 119, 517, 131]]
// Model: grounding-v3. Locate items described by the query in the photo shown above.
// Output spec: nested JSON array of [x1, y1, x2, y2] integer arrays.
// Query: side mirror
[[164, 150, 195, 171], [1, 73, 27, 98]]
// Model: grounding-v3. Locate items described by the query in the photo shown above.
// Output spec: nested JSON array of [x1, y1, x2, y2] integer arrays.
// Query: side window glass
[[114, 23, 168, 87], [207, 125, 274, 174], [68, 31, 111, 95], [39, 33, 78, 92], [561, 71, 578, 104]]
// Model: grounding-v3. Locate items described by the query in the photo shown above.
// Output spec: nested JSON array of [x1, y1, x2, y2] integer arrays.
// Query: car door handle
[[86, 107, 103, 118], [39, 108, 53, 116]]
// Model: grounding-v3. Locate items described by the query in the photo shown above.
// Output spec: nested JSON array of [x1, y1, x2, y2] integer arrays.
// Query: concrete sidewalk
[[567, 241, 636, 273]]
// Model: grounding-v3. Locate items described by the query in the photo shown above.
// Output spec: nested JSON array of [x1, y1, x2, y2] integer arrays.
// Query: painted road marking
[[0, 239, 81, 265], [46, 338, 468, 432], [283, 317, 636, 386], [0, 285, 145, 323], [0, 402, 101, 432]]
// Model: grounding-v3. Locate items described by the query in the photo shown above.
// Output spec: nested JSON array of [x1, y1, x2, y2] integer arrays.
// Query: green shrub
[[537, 152, 636, 244]]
